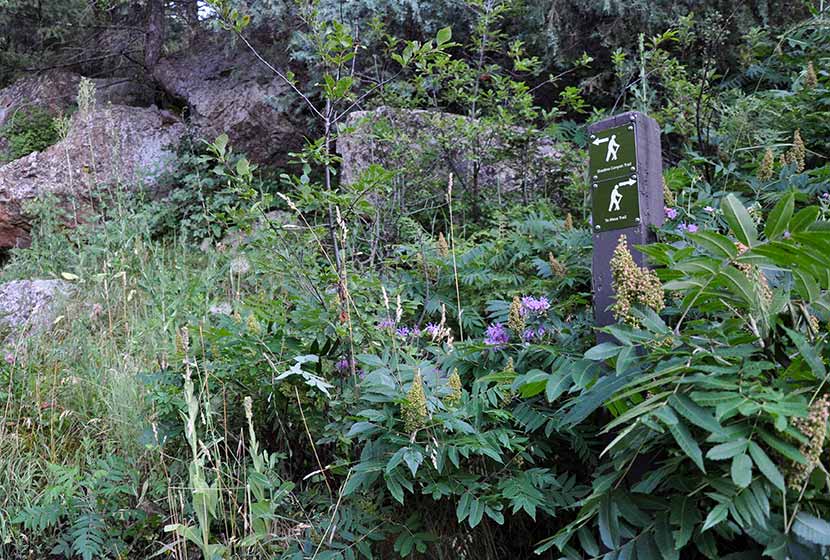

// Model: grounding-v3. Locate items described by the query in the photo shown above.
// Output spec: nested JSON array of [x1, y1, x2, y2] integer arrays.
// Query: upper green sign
[[588, 124, 637, 181]]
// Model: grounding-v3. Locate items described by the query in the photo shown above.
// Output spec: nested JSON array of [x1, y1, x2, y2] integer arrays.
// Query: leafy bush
[[1, 107, 61, 162]]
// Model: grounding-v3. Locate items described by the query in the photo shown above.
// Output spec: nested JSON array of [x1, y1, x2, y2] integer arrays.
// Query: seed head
[[563, 213, 574, 231], [789, 395, 830, 489], [758, 148, 775, 181], [548, 253, 567, 278], [806, 61, 818, 89], [444, 369, 463, 407], [402, 371, 428, 433], [663, 179, 676, 207], [508, 296, 526, 334], [610, 235, 665, 326], [437, 232, 449, 257], [790, 130, 806, 172]]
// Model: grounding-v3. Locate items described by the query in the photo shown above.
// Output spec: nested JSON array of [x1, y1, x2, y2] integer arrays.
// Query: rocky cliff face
[[0, 105, 184, 248], [153, 34, 305, 166]]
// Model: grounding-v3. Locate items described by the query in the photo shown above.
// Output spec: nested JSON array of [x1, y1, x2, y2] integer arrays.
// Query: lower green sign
[[591, 175, 640, 232]]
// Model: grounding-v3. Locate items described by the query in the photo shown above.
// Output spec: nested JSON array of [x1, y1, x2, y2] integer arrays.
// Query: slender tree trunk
[[144, 0, 165, 72]]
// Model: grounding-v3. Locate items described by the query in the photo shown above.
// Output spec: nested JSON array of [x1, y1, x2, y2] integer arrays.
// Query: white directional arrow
[[592, 137, 609, 146], [616, 177, 637, 188]]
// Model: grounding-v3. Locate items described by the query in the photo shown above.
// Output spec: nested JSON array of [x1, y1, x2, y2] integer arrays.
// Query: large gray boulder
[[154, 35, 304, 165], [0, 70, 80, 130], [337, 107, 578, 206], [0, 279, 74, 343], [0, 70, 150, 130], [0, 104, 184, 248]]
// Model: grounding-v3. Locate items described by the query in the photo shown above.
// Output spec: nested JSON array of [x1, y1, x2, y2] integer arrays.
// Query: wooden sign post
[[588, 111, 663, 329]]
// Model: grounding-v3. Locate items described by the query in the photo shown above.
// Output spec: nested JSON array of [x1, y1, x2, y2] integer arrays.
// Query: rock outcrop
[[153, 35, 304, 165], [337, 107, 577, 204], [0, 279, 74, 343], [0, 70, 150, 129], [0, 104, 184, 248], [0, 70, 80, 130]]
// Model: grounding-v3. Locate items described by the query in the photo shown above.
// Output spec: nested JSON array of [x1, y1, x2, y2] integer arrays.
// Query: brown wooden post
[[588, 111, 663, 332]]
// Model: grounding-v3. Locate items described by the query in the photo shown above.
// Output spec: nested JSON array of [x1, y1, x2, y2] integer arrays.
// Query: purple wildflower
[[704, 206, 716, 213], [520, 296, 550, 316], [4, 352, 14, 366], [783, 230, 791, 239], [396, 326, 411, 338], [678, 223, 699, 234], [378, 318, 395, 329], [335, 358, 353, 372], [521, 328, 535, 342], [823, 193, 830, 200], [425, 323, 440, 337], [664, 207, 678, 220], [484, 323, 509, 347]]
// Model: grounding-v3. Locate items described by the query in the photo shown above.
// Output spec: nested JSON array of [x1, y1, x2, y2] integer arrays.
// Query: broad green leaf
[[765, 193, 794, 240], [793, 512, 830, 545], [719, 266, 755, 306], [758, 429, 807, 464], [784, 327, 826, 379], [670, 496, 697, 549], [790, 206, 820, 233], [436, 26, 452, 45], [669, 394, 724, 435], [669, 421, 705, 473], [545, 370, 572, 402], [730, 453, 752, 488], [721, 194, 757, 247], [598, 496, 620, 549], [585, 342, 621, 360], [403, 448, 423, 477], [687, 231, 738, 259], [748, 442, 784, 491], [655, 516, 679, 560], [701, 503, 728, 532], [706, 439, 748, 460]]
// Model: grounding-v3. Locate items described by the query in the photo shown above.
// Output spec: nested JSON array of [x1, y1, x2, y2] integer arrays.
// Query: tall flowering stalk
[[610, 235, 665, 326], [788, 395, 830, 490], [402, 372, 428, 433]]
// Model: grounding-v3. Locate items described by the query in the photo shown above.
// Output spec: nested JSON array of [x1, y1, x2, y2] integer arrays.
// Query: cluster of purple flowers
[[425, 323, 441, 337], [664, 207, 678, 220], [520, 296, 550, 316], [334, 358, 366, 378], [377, 318, 396, 329], [704, 206, 716, 214], [521, 326, 547, 343], [484, 323, 510, 347], [677, 223, 699, 234], [822, 193, 830, 200], [396, 326, 422, 339]]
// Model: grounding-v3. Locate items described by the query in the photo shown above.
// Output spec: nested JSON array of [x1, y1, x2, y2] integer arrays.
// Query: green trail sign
[[588, 124, 637, 181], [588, 112, 664, 334], [589, 124, 640, 232]]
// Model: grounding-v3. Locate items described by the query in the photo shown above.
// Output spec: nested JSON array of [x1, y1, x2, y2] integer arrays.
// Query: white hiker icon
[[608, 184, 623, 212], [606, 134, 620, 162]]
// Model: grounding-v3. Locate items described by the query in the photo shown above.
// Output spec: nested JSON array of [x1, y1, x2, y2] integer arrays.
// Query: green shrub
[[1, 107, 61, 162]]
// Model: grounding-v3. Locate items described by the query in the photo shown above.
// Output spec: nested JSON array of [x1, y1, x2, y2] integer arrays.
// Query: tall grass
[[0, 190, 240, 555]]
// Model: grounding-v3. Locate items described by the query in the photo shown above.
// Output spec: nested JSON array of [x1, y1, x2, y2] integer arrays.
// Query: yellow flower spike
[[444, 369, 462, 407], [402, 371, 428, 433], [758, 148, 775, 181], [507, 296, 525, 335]]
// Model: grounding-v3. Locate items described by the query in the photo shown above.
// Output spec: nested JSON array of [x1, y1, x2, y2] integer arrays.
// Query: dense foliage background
[[3, 1, 830, 559]]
